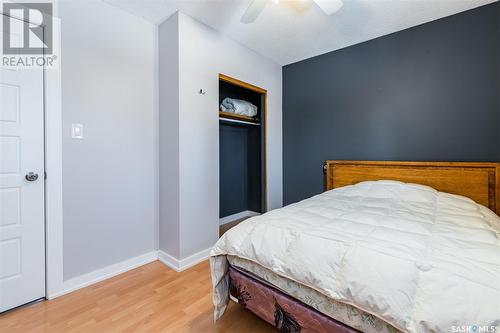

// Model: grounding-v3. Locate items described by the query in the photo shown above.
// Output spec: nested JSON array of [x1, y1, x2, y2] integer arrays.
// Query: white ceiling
[[105, 0, 497, 65]]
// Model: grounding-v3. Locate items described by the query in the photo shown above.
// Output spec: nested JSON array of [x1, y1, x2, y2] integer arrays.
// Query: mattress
[[211, 180, 500, 332], [227, 255, 401, 333]]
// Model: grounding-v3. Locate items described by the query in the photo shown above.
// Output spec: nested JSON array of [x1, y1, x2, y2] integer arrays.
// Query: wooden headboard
[[325, 161, 500, 215]]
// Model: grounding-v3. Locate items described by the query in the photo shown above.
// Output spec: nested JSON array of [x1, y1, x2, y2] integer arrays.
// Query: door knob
[[25, 172, 39, 182]]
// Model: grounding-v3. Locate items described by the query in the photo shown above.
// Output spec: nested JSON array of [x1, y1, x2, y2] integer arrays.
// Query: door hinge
[[44, 171, 47, 180]]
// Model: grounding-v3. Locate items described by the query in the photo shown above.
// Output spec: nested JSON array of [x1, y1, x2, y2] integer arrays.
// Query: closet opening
[[218, 74, 267, 236]]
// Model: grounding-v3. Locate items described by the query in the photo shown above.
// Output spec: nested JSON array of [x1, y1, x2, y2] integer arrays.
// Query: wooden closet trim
[[219, 74, 267, 94], [219, 73, 268, 212]]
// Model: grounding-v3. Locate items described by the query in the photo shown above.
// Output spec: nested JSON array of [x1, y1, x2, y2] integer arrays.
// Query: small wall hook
[[198, 89, 206, 95]]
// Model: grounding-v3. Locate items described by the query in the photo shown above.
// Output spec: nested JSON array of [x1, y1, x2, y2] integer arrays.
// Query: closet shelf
[[220, 117, 261, 126], [219, 111, 260, 124]]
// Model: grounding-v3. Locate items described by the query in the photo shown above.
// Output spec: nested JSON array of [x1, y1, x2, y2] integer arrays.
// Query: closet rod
[[219, 117, 261, 126]]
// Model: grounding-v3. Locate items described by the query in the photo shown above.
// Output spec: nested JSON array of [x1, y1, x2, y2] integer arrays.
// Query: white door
[[0, 15, 46, 312]]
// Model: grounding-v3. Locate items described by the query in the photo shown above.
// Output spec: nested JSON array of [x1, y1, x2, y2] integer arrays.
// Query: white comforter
[[219, 98, 258, 116], [210, 181, 500, 332]]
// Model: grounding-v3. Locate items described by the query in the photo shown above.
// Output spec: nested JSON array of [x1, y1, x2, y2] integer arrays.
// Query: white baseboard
[[46, 247, 212, 300], [219, 210, 260, 225], [158, 247, 212, 272], [47, 251, 158, 299]]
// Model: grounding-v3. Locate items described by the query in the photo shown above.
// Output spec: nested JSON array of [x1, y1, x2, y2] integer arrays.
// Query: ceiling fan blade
[[312, 0, 343, 15], [240, 0, 268, 24]]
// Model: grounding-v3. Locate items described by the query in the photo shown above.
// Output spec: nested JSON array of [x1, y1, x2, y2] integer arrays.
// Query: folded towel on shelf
[[220, 98, 258, 117]]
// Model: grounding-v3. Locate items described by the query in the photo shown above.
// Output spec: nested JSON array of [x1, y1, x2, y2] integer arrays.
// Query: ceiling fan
[[241, 0, 343, 24]]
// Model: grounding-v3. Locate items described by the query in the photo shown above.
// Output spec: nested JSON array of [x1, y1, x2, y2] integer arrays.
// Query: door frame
[[44, 14, 63, 299]]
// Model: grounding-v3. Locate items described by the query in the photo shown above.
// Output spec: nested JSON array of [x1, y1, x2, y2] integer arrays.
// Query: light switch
[[71, 124, 84, 139]]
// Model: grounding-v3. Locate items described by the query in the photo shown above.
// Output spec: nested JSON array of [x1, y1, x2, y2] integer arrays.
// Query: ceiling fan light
[[313, 0, 343, 15]]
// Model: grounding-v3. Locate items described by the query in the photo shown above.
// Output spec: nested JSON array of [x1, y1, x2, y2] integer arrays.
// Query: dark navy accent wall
[[283, 3, 500, 205]]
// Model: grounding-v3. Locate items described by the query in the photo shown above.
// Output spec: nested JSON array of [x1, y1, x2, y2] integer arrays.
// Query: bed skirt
[[229, 265, 360, 333]]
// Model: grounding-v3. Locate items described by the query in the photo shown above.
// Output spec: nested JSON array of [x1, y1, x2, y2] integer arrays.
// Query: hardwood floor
[[219, 217, 250, 237], [0, 260, 277, 333]]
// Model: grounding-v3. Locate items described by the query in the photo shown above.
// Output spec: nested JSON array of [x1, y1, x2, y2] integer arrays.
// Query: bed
[[210, 161, 500, 333]]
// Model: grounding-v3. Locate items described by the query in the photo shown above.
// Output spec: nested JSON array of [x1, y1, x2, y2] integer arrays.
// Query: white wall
[[59, 1, 157, 279], [158, 13, 180, 258], [159, 12, 283, 260], [57, 3, 281, 278]]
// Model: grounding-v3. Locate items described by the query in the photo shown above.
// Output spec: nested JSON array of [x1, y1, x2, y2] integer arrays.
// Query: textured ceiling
[[105, 0, 497, 65]]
